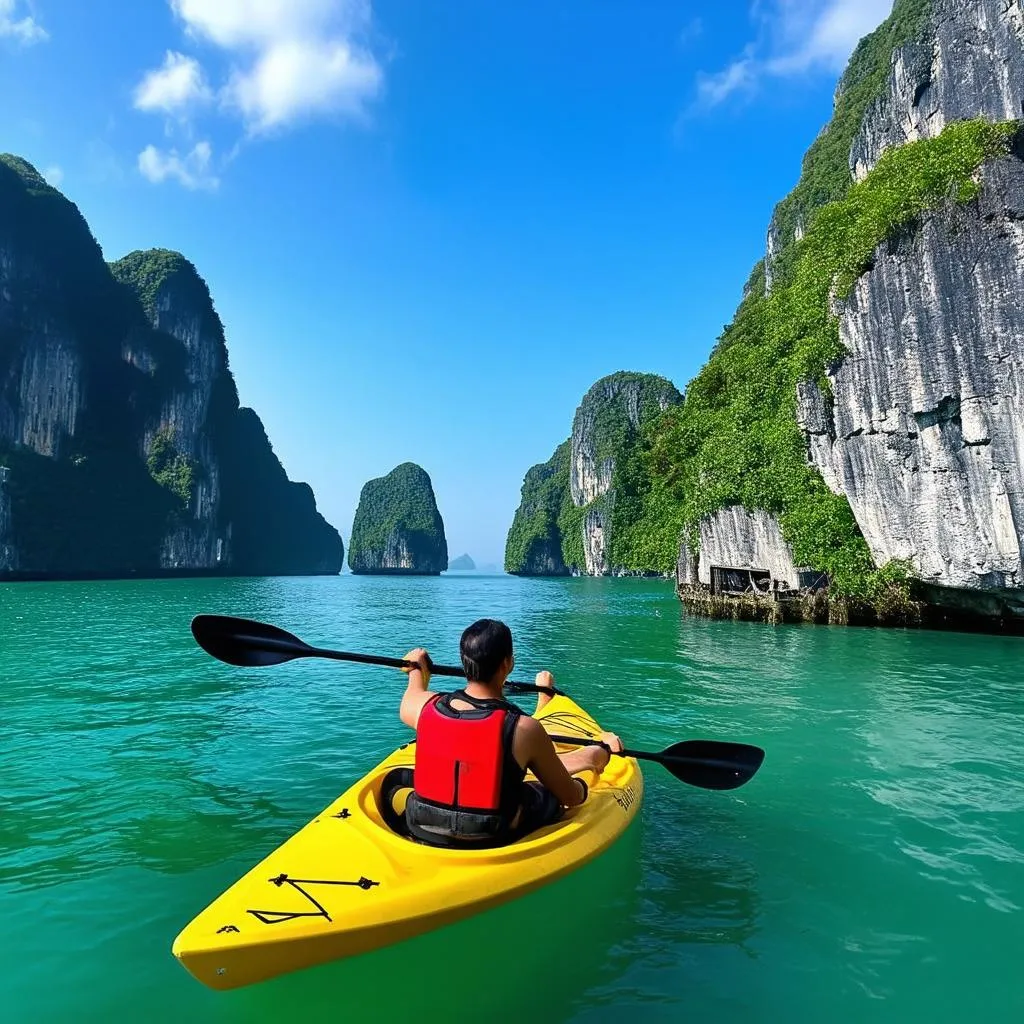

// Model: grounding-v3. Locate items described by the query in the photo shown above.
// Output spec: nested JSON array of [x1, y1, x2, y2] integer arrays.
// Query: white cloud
[[769, 0, 895, 74], [693, 0, 894, 110], [138, 141, 218, 190], [42, 164, 63, 186], [134, 51, 212, 114], [224, 37, 382, 131], [169, 0, 382, 132], [0, 0, 47, 44], [171, 0, 357, 49], [696, 52, 757, 108], [134, 1, 383, 188]]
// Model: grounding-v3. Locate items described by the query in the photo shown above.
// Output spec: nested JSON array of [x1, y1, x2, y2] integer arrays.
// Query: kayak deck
[[172, 694, 643, 990]]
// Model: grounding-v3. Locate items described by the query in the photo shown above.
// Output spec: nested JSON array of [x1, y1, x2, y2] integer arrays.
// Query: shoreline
[[677, 584, 1024, 637]]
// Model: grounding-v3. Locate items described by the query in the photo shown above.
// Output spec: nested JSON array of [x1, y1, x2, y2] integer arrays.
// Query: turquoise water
[[2, 575, 1022, 1022]]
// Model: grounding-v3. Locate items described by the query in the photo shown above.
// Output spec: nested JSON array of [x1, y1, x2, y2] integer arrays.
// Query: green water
[[2, 576, 1022, 1022]]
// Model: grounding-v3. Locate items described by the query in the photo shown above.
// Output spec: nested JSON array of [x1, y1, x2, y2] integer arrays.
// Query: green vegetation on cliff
[[769, 0, 933, 246], [146, 427, 196, 507], [349, 462, 447, 574], [643, 119, 1018, 597], [505, 442, 571, 575], [111, 250, 207, 321]]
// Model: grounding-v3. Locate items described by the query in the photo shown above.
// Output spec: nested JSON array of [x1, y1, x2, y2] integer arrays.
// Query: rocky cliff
[[505, 372, 682, 576], [797, 151, 1024, 610], [666, 0, 1024, 627], [448, 553, 476, 571], [682, 508, 804, 591], [112, 250, 233, 571], [505, 442, 571, 576], [348, 462, 448, 575], [0, 466, 15, 572], [0, 156, 342, 578], [851, 0, 1024, 179]]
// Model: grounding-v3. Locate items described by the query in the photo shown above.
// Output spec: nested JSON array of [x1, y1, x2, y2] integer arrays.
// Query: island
[[348, 463, 448, 575]]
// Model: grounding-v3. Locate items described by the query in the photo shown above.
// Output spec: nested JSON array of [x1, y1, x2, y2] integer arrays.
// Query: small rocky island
[[348, 463, 448, 575], [448, 553, 476, 571]]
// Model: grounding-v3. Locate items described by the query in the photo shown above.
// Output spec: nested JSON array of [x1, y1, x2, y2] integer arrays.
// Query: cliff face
[[0, 159, 93, 458], [654, 0, 1024, 627], [505, 442, 571, 577], [686, 508, 804, 590], [505, 373, 682, 576], [348, 463, 448, 575], [570, 373, 683, 574], [0, 156, 342, 578], [851, 0, 1024, 179], [797, 153, 1024, 594], [0, 466, 15, 571], [221, 409, 343, 576], [113, 250, 233, 571]]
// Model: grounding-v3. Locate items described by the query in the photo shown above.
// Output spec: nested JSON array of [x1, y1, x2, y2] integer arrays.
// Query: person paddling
[[398, 618, 622, 848]]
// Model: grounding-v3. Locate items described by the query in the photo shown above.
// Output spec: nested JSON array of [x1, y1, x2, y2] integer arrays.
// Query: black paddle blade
[[659, 740, 766, 791], [191, 615, 312, 667]]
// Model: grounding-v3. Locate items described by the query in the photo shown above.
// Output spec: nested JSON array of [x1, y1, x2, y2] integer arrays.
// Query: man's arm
[[398, 648, 433, 729], [516, 717, 612, 807]]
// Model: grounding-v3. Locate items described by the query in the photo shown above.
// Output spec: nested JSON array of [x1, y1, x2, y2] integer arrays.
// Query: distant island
[[348, 463, 448, 575], [448, 553, 476, 571]]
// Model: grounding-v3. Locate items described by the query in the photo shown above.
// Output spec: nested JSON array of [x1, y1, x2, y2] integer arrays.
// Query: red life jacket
[[405, 690, 525, 846]]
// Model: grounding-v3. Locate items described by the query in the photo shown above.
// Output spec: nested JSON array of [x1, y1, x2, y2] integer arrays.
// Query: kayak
[[172, 693, 643, 990]]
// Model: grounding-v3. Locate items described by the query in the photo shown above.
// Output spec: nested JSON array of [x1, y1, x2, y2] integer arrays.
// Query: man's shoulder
[[514, 714, 549, 745]]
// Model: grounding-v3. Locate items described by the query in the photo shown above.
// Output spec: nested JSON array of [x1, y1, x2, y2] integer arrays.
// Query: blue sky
[[0, 0, 894, 565]]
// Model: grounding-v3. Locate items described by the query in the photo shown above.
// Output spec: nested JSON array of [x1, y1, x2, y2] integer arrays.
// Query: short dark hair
[[460, 619, 513, 683]]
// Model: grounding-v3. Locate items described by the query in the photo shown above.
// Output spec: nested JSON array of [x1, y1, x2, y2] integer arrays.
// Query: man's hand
[[584, 732, 624, 774], [535, 670, 556, 692], [402, 648, 431, 685]]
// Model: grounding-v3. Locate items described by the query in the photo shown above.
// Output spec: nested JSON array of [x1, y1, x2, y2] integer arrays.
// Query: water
[[1, 575, 1022, 1022]]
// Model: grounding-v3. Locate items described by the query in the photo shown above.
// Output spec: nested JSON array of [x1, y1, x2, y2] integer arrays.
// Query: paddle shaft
[[226, 629, 560, 697]]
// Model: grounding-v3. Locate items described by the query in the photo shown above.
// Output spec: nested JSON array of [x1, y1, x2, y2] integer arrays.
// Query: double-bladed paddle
[[190, 614, 766, 791], [190, 614, 565, 696]]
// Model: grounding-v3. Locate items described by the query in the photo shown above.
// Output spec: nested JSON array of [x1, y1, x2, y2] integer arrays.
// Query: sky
[[0, 0, 895, 565]]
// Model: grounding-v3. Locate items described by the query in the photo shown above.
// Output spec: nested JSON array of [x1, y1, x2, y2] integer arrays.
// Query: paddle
[[547, 735, 765, 791], [191, 614, 765, 792], [190, 614, 566, 697]]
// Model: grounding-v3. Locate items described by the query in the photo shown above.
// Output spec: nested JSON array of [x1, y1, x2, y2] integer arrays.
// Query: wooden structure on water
[[708, 564, 828, 600]]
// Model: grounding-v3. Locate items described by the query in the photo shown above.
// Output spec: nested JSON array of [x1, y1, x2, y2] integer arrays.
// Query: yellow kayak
[[172, 693, 643, 990]]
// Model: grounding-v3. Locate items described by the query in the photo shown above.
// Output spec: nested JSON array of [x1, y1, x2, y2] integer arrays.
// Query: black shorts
[[511, 781, 563, 839], [380, 769, 563, 848]]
